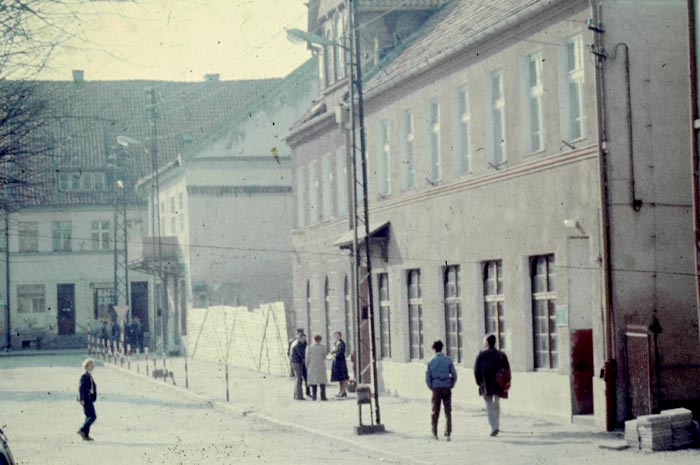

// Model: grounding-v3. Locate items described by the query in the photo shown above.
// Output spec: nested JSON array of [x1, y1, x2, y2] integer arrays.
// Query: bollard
[[184, 355, 189, 389], [162, 352, 167, 383], [126, 344, 131, 370], [145, 348, 150, 376], [225, 363, 230, 402], [135, 348, 140, 374], [119, 342, 124, 368]]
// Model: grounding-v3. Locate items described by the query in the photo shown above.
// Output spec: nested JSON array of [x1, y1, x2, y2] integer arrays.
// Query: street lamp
[[288, 0, 384, 434]]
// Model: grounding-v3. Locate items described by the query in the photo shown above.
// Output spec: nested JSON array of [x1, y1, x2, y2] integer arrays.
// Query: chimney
[[72, 69, 85, 83], [204, 73, 220, 82]]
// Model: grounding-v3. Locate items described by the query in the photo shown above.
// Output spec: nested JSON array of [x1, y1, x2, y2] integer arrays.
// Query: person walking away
[[77, 358, 98, 441], [330, 331, 349, 397], [473, 334, 511, 437], [132, 316, 144, 352], [110, 319, 120, 344], [425, 340, 457, 441], [290, 333, 308, 400], [100, 320, 109, 343], [306, 334, 329, 401]]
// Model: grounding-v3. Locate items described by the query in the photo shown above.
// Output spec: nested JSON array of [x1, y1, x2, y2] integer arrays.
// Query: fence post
[[145, 348, 150, 376], [225, 362, 230, 402]]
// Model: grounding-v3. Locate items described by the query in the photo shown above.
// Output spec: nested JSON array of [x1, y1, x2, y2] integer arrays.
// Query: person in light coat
[[305, 334, 329, 401]]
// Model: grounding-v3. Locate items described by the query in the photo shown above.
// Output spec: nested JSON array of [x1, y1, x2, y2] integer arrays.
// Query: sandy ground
[[1, 352, 699, 465]]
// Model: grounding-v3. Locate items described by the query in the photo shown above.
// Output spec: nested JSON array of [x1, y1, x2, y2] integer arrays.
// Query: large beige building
[[287, 0, 699, 428]]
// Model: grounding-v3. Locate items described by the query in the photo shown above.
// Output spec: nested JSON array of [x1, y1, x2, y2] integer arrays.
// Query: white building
[[287, 0, 700, 428]]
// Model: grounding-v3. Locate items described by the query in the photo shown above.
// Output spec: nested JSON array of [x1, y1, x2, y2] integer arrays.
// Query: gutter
[[134, 155, 183, 198]]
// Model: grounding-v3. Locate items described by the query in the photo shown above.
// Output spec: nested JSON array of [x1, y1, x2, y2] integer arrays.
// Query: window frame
[[378, 272, 391, 359], [52, 220, 72, 252], [18, 221, 39, 253], [456, 86, 472, 175], [531, 254, 557, 370], [427, 100, 442, 183], [483, 260, 506, 350], [564, 34, 586, 143], [378, 119, 391, 196], [489, 69, 507, 165], [91, 220, 111, 251], [526, 51, 545, 154], [401, 109, 415, 191], [444, 265, 462, 363], [407, 269, 424, 360], [17, 284, 46, 314]]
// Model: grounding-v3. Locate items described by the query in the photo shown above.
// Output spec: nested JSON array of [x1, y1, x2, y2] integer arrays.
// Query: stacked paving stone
[[624, 408, 697, 451]]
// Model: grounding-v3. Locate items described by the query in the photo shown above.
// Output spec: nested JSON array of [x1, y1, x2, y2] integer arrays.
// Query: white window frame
[[17, 284, 46, 314], [483, 260, 506, 350], [402, 109, 415, 191], [532, 254, 557, 370], [378, 272, 391, 359], [91, 220, 111, 251], [378, 119, 391, 196], [489, 69, 507, 166], [427, 100, 442, 183], [52, 221, 72, 252], [407, 269, 424, 360], [456, 86, 471, 175], [526, 51, 545, 154], [562, 34, 586, 143], [444, 265, 462, 363], [322, 154, 334, 220], [18, 221, 39, 253]]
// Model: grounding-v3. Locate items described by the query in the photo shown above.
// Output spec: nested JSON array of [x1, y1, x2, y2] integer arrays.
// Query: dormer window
[[58, 171, 107, 192]]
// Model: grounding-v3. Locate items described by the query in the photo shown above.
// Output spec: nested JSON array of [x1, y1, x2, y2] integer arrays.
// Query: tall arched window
[[335, 12, 346, 80], [324, 26, 335, 87], [344, 275, 353, 354], [324, 277, 331, 350], [305, 280, 311, 336]]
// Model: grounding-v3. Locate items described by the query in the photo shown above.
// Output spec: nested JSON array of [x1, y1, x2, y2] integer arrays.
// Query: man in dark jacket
[[77, 358, 97, 441], [473, 334, 510, 437], [290, 333, 308, 400], [425, 340, 458, 441]]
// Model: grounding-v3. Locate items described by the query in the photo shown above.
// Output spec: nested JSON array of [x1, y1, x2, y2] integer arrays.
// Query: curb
[[103, 361, 431, 465]]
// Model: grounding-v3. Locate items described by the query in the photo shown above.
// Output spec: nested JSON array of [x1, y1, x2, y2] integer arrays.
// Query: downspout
[[4, 212, 10, 350], [589, 0, 617, 430], [688, 0, 700, 344]]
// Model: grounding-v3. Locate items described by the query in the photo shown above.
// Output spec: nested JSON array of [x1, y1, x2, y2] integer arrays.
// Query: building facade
[[287, 0, 700, 427]]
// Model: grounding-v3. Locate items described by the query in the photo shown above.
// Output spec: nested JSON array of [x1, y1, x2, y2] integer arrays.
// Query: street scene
[[2, 0, 700, 463]]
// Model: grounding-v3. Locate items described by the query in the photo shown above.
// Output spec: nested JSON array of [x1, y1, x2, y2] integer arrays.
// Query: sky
[[38, 0, 311, 81]]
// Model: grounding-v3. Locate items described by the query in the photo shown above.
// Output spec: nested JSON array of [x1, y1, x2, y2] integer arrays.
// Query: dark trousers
[[80, 401, 97, 435], [292, 363, 305, 399], [310, 384, 327, 401], [431, 387, 452, 436]]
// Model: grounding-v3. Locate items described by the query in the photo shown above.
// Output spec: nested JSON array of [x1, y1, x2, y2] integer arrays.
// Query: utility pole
[[146, 87, 167, 353], [350, 0, 383, 431], [112, 144, 129, 318]]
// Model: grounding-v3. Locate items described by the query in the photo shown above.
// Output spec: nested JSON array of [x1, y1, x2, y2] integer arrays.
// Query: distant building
[[135, 59, 319, 346], [287, 0, 699, 427], [0, 72, 278, 350]]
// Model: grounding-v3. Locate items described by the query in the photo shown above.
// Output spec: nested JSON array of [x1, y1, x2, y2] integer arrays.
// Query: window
[[52, 221, 72, 252], [91, 220, 111, 251], [336, 148, 348, 216], [378, 273, 391, 358], [565, 35, 585, 141], [402, 110, 415, 190], [378, 119, 391, 196], [322, 155, 334, 220], [427, 100, 441, 182], [532, 254, 557, 369], [17, 285, 45, 313], [178, 192, 185, 232], [71, 173, 81, 190], [444, 265, 462, 362], [170, 196, 176, 234], [82, 172, 93, 190], [309, 161, 320, 225], [336, 13, 346, 80], [94, 285, 115, 321], [58, 173, 69, 191], [296, 166, 306, 228], [305, 281, 312, 335], [457, 87, 471, 174], [324, 277, 331, 349], [483, 260, 506, 350], [527, 52, 544, 153], [344, 275, 353, 354], [490, 70, 507, 165], [18, 221, 38, 253], [324, 26, 335, 87], [407, 269, 424, 360], [94, 173, 105, 191]]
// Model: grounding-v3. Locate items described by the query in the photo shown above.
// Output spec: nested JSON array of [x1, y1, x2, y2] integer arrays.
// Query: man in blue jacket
[[425, 340, 457, 441]]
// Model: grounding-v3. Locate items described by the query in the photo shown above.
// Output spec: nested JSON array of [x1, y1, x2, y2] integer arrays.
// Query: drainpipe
[[589, 0, 617, 431], [688, 0, 700, 344], [4, 212, 10, 350]]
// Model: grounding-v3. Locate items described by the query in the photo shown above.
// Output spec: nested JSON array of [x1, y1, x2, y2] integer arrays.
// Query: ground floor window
[[378, 273, 391, 358], [532, 254, 557, 369], [444, 265, 462, 362], [483, 260, 506, 350], [93, 285, 115, 321], [17, 284, 45, 314], [407, 269, 423, 360]]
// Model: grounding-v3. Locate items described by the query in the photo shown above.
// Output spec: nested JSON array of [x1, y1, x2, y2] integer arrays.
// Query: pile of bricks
[[625, 408, 698, 451]]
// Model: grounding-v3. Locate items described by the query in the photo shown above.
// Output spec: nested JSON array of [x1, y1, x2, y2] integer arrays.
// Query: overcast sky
[[38, 0, 310, 81]]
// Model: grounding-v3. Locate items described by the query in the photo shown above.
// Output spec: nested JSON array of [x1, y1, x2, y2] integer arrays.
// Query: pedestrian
[[305, 334, 328, 401], [100, 320, 109, 343], [110, 319, 120, 344], [124, 319, 135, 351], [290, 332, 308, 400], [330, 331, 349, 398], [473, 334, 511, 437], [425, 339, 457, 441], [77, 358, 97, 441], [132, 316, 144, 352], [288, 328, 304, 377]]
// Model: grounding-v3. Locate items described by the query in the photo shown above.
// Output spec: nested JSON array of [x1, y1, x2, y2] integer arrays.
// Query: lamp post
[[287, 0, 384, 433]]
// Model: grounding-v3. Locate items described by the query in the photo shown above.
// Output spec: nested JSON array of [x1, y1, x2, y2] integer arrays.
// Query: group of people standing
[[289, 330, 350, 401], [98, 316, 144, 352], [426, 333, 511, 440]]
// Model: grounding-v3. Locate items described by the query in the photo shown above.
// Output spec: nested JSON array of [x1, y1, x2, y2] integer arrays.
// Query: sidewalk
[[104, 354, 700, 465]]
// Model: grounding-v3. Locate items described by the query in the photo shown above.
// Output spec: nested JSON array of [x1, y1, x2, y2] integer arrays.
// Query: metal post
[[350, 0, 383, 432], [4, 211, 10, 350]]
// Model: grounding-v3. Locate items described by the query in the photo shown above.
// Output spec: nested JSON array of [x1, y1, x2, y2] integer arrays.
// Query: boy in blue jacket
[[425, 340, 457, 441]]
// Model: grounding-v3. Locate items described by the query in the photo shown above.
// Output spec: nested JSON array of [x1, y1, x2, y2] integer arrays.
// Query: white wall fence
[[187, 302, 289, 377]]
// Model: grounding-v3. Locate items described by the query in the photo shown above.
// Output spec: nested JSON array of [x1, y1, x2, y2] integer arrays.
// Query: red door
[[571, 329, 594, 414]]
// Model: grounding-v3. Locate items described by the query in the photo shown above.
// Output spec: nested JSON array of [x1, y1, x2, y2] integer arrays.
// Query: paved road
[[0, 355, 396, 465]]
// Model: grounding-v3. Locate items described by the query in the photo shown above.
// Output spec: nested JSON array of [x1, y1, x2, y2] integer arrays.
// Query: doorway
[[57, 284, 75, 335]]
